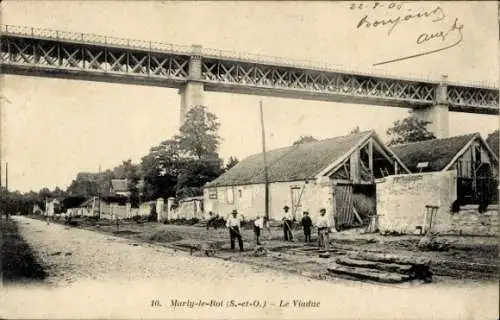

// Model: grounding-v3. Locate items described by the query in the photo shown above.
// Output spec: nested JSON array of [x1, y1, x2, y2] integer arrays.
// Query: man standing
[[226, 209, 244, 252], [254, 215, 264, 245], [301, 211, 312, 243], [282, 205, 294, 241], [316, 208, 331, 250]]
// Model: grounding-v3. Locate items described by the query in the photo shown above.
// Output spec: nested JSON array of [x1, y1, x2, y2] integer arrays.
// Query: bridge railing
[[200, 48, 499, 89], [1, 24, 193, 55], [199, 46, 438, 84], [1, 24, 498, 89]]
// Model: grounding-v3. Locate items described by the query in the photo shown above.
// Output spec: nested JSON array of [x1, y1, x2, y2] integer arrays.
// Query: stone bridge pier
[[412, 75, 450, 139], [178, 45, 204, 124]]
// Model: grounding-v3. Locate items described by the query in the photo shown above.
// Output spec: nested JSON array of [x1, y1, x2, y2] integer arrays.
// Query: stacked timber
[[327, 252, 433, 283]]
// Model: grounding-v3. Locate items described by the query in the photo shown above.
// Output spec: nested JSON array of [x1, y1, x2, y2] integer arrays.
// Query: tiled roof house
[[204, 130, 409, 224]]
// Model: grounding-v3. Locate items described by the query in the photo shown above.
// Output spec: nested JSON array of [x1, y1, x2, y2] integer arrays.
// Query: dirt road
[[2, 216, 498, 320]]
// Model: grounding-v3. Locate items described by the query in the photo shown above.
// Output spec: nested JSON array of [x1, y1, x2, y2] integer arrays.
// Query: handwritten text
[[349, 2, 465, 66]]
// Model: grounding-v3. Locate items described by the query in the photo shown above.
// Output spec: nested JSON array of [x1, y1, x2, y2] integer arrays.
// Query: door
[[476, 164, 494, 204], [334, 184, 364, 231]]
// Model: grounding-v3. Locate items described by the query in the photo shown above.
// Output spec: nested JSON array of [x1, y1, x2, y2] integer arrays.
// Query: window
[[208, 189, 217, 199], [226, 187, 234, 204], [238, 190, 242, 198]]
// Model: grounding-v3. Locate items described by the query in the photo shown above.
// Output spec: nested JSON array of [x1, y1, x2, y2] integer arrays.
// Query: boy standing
[[301, 211, 312, 243], [254, 215, 264, 245]]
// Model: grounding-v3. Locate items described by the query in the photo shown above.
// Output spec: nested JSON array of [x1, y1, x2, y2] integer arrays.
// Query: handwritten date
[[350, 2, 403, 11]]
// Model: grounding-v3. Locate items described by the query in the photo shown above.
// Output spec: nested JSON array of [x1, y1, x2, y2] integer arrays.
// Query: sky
[[0, 1, 498, 192]]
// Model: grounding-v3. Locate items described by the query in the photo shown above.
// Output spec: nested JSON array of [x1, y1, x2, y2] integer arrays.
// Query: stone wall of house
[[204, 177, 334, 223], [203, 183, 266, 220], [448, 205, 499, 236], [377, 171, 457, 234]]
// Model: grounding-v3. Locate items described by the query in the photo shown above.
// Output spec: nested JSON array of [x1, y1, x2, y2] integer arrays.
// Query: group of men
[[224, 205, 333, 252], [282, 205, 332, 249]]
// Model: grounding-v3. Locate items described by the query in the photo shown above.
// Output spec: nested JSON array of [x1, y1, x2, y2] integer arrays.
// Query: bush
[[148, 212, 158, 222], [207, 216, 226, 229], [240, 219, 254, 230]]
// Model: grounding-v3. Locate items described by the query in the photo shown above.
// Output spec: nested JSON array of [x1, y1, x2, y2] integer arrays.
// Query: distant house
[[77, 197, 100, 217], [44, 198, 61, 216], [110, 179, 130, 197], [391, 133, 499, 205], [204, 130, 409, 228], [486, 130, 499, 159], [110, 179, 145, 198]]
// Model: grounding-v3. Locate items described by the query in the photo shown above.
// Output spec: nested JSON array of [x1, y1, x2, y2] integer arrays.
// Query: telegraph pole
[[259, 101, 270, 220], [5, 162, 8, 219], [0, 161, 2, 221], [98, 164, 101, 219]]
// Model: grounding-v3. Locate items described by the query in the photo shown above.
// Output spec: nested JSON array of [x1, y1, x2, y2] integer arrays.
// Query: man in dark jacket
[[301, 211, 312, 242]]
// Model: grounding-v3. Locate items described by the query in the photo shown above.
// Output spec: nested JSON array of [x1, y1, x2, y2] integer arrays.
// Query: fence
[[168, 196, 204, 220]]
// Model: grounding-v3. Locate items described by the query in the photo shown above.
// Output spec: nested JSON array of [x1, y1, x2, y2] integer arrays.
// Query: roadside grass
[[1, 218, 47, 283]]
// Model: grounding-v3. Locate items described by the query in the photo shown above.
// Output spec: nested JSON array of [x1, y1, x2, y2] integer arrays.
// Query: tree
[[51, 186, 67, 198], [386, 116, 436, 146], [66, 169, 113, 198], [176, 105, 221, 159], [171, 105, 224, 197], [38, 187, 53, 200], [140, 139, 181, 201], [292, 135, 318, 146], [175, 155, 223, 198], [224, 156, 239, 171]]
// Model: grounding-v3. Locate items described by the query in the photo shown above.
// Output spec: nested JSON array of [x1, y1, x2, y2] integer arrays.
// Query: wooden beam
[[343, 162, 350, 180], [352, 205, 363, 225], [372, 140, 393, 164], [350, 149, 360, 183], [368, 139, 374, 183]]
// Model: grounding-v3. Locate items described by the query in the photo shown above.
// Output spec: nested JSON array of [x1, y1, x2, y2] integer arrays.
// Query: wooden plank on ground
[[349, 251, 431, 266], [327, 264, 410, 283], [336, 257, 414, 274]]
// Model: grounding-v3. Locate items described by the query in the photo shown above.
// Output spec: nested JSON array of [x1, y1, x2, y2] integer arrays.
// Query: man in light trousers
[[316, 208, 331, 250]]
